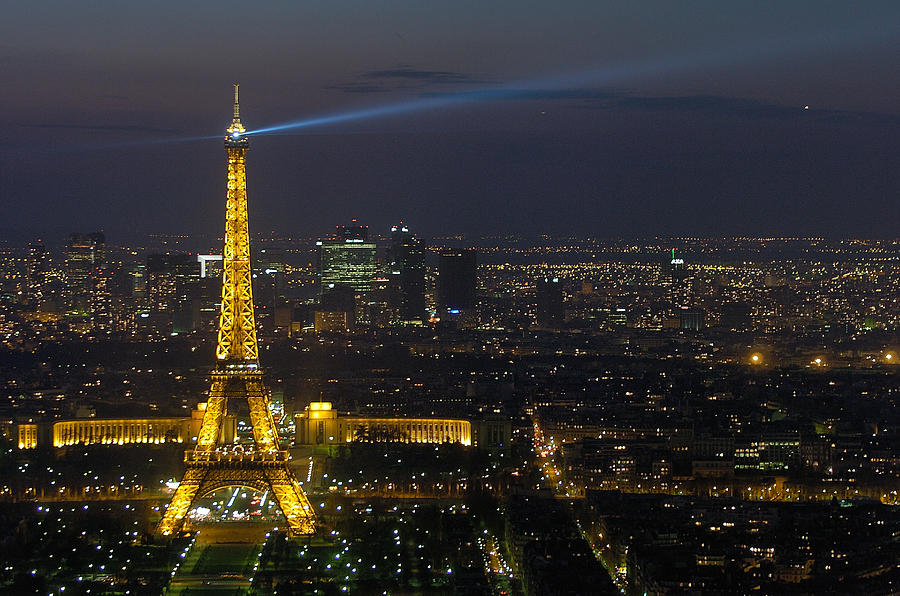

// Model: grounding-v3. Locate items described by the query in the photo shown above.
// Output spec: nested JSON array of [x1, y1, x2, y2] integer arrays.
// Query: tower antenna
[[233, 83, 241, 121], [227, 83, 245, 136]]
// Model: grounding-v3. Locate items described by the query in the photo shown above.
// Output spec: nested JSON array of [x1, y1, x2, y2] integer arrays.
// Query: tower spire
[[227, 83, 246, 136], [233, 83, 241, 122]]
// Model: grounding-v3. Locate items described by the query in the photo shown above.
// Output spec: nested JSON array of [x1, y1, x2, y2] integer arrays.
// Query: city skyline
[[3, 5, 900, 593]]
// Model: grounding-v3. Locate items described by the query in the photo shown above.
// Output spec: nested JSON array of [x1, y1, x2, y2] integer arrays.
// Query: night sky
[[3, 1, 900, 243]]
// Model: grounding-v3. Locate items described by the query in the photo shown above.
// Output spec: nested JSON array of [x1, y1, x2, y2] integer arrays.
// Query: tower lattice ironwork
[[157, 85, 316, 536]]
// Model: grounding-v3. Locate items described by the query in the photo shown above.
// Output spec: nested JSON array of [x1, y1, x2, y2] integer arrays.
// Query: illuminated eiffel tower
[[157, 85, 316, 536]]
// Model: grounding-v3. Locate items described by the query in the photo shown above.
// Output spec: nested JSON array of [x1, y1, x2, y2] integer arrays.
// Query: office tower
[[65, 232, 106, 317], [146, 254, 202, 332], [316, 284, 356, 332], [318, 223, 377, 295], [159, 85, 315, 537], [438, 249, 477, 313], [104, 263, 140, 333], [669, 248, 687, 282], [256, 246, 284, 275], [388, 224, 426, 323], [147, 255, 200, 312], [25, 240, 48, 306], [536, 277, 565, 327], [256, 246, 285, 296]]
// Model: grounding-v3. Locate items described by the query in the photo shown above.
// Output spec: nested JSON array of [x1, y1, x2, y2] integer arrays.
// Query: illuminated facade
[[18, 424, 39, 450], [53, 418, 190, 447], [295, 402, 472, 446], [158, 86, 315, 537], [60, 231, 115, 331], [314, 310, 351, 333], [15, 405, 233, 450], [318, 225, 377, 295]]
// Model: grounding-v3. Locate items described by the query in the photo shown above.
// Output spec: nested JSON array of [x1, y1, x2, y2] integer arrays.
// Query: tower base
[[157, 449, 316, 536]]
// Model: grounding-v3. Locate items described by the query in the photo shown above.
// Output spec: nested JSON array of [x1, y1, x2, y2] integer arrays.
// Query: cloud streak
[[328, 66, 496, 94]]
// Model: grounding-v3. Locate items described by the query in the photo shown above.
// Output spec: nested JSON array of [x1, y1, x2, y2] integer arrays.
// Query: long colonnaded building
[[294, 402, 511, 450], [12, 402, 510, 451], [12, 403, 236, 449], [295, 402, 471, 446]]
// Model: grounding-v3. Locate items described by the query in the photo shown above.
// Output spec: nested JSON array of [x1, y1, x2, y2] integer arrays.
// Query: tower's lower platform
[[157, 449, 316, 536]]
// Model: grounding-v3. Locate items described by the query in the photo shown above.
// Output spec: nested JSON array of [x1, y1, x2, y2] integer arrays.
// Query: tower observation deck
[[157, 86, 316, 537]]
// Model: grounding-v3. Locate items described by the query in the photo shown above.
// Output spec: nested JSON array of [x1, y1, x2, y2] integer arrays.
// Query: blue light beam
[[246, 19, 899, 137]]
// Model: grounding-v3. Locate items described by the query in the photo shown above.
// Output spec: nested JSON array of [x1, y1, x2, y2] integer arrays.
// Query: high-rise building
[[253, 246, 286, 334], [318, 223, 377, 295], [25, 240, 48, 307], [146, 254, 202, 332], [103, 263, 140, 333], [669, 248, 687, 282], [65, 232, 106, 316], [438, 249, 477, 313], [64, 232, 107, 329], [388, 224, 426, 323], [316, 284, 356, 332], [536, 277, 565, 327], [256, 246, 285, 296], [147, 255, 200, 311]]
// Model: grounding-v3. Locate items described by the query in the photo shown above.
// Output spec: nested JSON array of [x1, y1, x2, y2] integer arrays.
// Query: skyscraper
[[25, 240, 48, 307], [438, 249, 477, 313], [318, 223, 377, 295], [536, 277, 565, 327], [669, 248, 686, 282], [388, 224, 426, 323], [65, 232, 106, 325], [146, 254, 202, 333]]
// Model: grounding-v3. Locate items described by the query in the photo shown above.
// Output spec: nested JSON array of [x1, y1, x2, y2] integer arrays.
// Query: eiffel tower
[[157, 85, 316, 536]]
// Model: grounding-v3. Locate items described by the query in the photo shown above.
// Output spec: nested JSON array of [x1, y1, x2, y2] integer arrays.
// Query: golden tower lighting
[[157, 86, 316, 536]]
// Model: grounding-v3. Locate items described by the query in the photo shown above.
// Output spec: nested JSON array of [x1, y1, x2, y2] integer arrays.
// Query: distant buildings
[[437, 249, 477, 314], [669, 247, 686, 282], [318, 222, 377, 295], [536, 277, 564, 327], [679, 307, 705, 331], [64, 232, 106, 320], [61, 232, 116, 331], [314, 222, 430, 329], [7, 234, 900, 342], [146, 254, 204, 333], [388, 224, 426, 324], [25, 240, 48, 307], [316, 222, 377, 329]]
